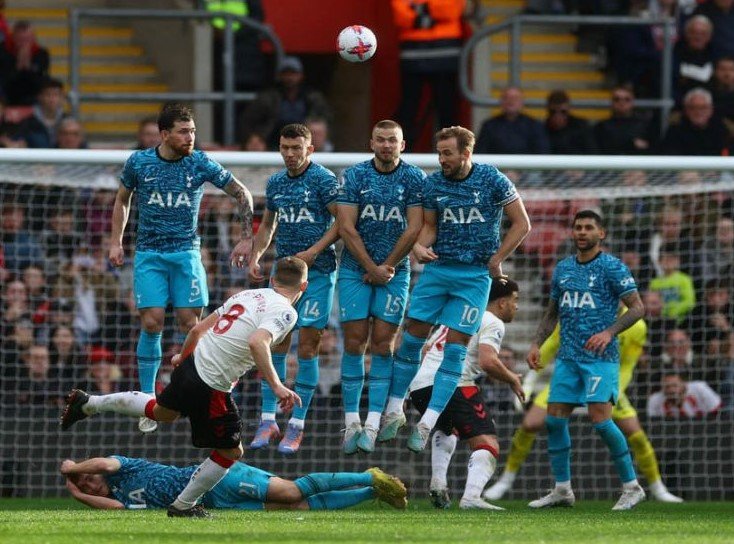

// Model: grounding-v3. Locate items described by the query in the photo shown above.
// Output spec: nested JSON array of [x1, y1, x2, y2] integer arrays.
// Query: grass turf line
[[1, 499, 733, 544]]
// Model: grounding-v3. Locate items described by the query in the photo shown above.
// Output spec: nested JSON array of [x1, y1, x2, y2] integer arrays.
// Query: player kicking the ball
[[409, 279, 524, 510], [61, 257, 307, 518], [61, 456, 407, 511]]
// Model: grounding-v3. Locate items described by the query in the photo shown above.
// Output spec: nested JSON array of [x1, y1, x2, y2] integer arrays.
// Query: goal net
[[1, 150, 731, 501]]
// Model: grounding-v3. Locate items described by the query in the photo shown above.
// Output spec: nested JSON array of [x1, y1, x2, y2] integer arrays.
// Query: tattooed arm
[[527, 300, 559, 370], [223, 177, 254, 267]]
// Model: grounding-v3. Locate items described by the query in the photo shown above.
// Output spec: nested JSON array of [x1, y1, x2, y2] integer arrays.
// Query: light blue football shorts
[[203, 462, 273, 510], [273, 266, 335, 330], [548, 357, 620, 406], [406, 262, 491, 336], [338, 266, 410, 326], [133, 249, 208, 309]]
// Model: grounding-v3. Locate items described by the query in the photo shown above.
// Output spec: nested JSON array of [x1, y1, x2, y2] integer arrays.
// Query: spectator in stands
[[647, 371, 721, 417], [42, 209, 82, 275], [594, 86, 652, 154], [544, 90, 598, 154], [240, 56, 333, 149], [620, 242, 652, 292], [17, 344, 63, 406], [306, 116, 334, 152], [0, 279, 30, 337], [660, 328, 695, 370], [391, 0, 465, 150], [0, 203, 43, 275], [242, 132, 268, 151], [658, 88, 731, 155], [0, 21, 50, 106], [85, 190, 115, 249], [475, 87, 550, 154], [709, 55, 734, 124], [673, 15, 715, 101], [22, 265, 49, 340], [684, 277, 734, 356], [0, 319, 35, 405], [693, 0, 734, 58], [16, 78, 65, 149], [648, 205, 697, 279], [134, 116, 160, 150], [649, 243, 696, 324], [55, 117, 87, 150], [49, 325, 85, 395], [701, 215, 734, 288], [84, 346, 122, 395]]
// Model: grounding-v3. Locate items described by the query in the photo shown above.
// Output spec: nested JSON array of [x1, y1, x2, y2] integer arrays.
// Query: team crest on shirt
[[588, 274, 597, 288]]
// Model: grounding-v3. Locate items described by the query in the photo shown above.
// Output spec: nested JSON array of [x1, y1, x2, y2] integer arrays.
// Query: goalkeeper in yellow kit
[[484, 317, 683, 503]]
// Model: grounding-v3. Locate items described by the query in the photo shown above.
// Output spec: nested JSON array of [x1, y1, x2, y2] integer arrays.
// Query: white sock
[[172, 457, 230, 510], [345, 412, 361, 427], [649, 480, 666, 494], [498, 470, 517, 485], [555, 480, 572, 491], [462, 449, 497, 501], [385, 396, 404, 415], [261, 413, 276, 422], [623, 479, 640, 491], [84, 392, 154, 417], [430, 430, 457, 490], [365, 411, 381, 429], [420, 408, 440, 430], [288, 418, 305, 429]]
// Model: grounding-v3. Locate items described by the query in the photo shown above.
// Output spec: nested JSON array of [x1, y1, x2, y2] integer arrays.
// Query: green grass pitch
[[1, 499, 733, 544]]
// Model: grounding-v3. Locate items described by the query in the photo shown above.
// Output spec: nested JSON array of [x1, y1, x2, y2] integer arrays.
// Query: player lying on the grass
[[408, 279, 524, 510], [60, 257, 307, 518], [484, 320, 683, 503], [60, 457, 407, 511]]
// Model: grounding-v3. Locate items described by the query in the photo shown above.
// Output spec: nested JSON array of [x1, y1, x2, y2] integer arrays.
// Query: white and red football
[[337, 25, 377, 63]]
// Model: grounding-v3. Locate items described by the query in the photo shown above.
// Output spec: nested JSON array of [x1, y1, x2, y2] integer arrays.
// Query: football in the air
[[337, 25, 377, 63]]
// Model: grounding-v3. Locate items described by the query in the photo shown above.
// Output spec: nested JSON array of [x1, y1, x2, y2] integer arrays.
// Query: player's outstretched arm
[[249, 329, 302, 411], [224, 177, 255, 267], [478, 344, 525, 403], [528, 301, 559, 369], [108, 184, 134, 267], [337, 204, 382, 277], [586, 291, 645, 355], [412, 209, 438, 263], [488, 198, 531, 279], [383, 205, 424, 270], [296, 203, 340, 267], [249, 208, 278, 282]]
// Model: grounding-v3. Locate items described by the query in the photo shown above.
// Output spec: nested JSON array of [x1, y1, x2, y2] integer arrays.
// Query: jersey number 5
[[213, 304, 245, 334]]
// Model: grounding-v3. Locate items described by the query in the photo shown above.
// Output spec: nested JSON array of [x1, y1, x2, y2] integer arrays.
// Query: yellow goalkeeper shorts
[[532, 384, 637, 420]]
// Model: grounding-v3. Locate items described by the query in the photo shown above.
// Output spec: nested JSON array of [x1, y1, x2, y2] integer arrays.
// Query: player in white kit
[[60, 257, 308, 518], [409, 279, 524, 510]]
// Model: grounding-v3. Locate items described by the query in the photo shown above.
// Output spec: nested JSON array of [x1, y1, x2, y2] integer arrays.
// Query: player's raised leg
[[250, 335, 289, 450]]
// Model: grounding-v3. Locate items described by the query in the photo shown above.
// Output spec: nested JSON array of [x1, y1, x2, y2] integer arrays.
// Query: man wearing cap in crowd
[[240, 55, 334, 149]]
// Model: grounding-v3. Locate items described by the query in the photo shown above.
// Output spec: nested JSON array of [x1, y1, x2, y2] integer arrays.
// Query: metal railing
[[68, 8, 285, 145], [460, 14, 677, 133]]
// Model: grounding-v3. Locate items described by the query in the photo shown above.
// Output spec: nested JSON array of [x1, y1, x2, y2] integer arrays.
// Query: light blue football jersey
[[550, 252, 638, 363], [266, 161, 339, 273], [423, 164, 518, 266], [105, 456, 195, 509], [338, 159, 425, 273], [120, 148, 232, 252]]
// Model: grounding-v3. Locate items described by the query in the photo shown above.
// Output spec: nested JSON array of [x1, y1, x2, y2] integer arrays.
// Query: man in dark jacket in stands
[[594, 86, 651, 154], [545, 90, 597, 154], [475, 87, 550, 154], [16, 78, 65, 149], [658, 87, 730, 155]]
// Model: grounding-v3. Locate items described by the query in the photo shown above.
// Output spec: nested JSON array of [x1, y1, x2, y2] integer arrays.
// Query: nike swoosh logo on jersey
[[360, 189, 373, 195], [144, 176, 157, 182], [436, 196, 449, 202]]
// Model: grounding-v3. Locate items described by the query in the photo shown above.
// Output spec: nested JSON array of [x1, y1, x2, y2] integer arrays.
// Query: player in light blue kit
[[379, 126, 531, 453], [60, 456, 407, 511], [337, 120, 425, 454], [248, 123, 340, 455], [109, 104, 254, 434], [526, 210, 647, 511]]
